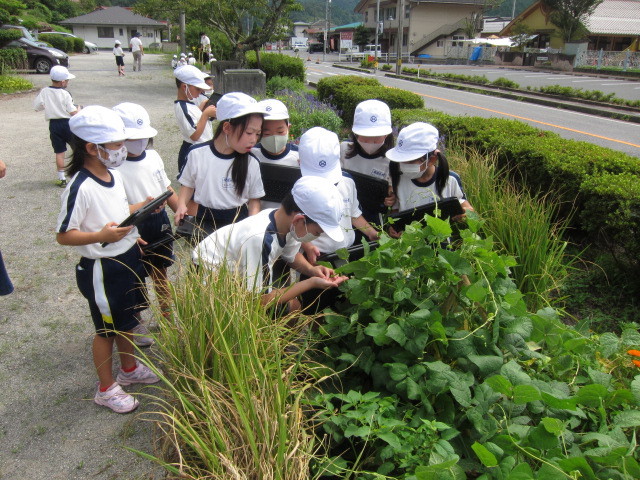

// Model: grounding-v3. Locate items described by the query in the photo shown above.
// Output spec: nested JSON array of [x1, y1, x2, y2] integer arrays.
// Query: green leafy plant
[[0, 47, 27, 74], [245, 51, 305, 82], [266, 75, 305, 95], [272, 90, 343, 139], [381, 64, 392, 71], [0, 73, 32, 93], [491, 77, 519, 89], [310, 215, 640, 478]]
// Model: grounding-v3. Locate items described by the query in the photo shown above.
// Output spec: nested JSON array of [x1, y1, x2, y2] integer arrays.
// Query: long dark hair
[[390, 151, 450, 197], [65, 135, 89, 178], [344, 132, 394, 159], [214, 113, 262, 197]]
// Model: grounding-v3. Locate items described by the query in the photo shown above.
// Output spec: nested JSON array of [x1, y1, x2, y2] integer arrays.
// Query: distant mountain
[[291, 0, 361, 27]]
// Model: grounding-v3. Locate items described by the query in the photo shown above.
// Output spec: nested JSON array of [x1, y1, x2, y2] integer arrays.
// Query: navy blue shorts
[[115, 56, 124, 66], [49, 118, 74, 154], [75, 244, 147, 337], [137, 209, 175, 275], [177, 141, 192, 175]]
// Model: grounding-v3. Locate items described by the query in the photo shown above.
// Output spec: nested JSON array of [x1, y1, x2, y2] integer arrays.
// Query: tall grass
[[449, 145, 573, 310], [138, 260, 319, 479]]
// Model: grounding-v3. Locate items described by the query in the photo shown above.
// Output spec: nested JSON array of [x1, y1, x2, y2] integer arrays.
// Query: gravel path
[[0, 52, 184, 480]]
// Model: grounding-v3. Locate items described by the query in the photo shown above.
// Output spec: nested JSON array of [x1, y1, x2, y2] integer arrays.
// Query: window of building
[[405, 5, 410, 18], [452, 35, 464, 47], [97, 27, 114, 38], [403, 33, 407, 46], [437, 40, 444, 48], [386, 7, 396, 20], [119, 28, 123, 36], [365, 11, 369, 22]]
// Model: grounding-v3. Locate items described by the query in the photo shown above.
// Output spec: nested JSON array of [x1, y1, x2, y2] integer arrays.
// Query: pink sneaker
[[94, 383, 139, 413], [116, 362, 160, 386]]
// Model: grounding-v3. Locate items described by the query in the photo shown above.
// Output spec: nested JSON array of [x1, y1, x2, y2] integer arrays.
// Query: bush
[[272, 90, 343, 140], [245, 51, 305, 82], [381, 63, 392, 71], [391, 107, 640, 273], [491, 77, 519, 89], [0, 28, 22, 48], [316, 74, 379, 102], [266, 75, 305, 95], [39, 33, 67, 51], [0, 73, 32, 92], [0, 47, 26, 74], [72, 36, 84, 53]]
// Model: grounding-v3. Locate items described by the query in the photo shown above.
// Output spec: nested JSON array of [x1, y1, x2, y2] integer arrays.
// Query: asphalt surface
[[0, 52, 179, 480]]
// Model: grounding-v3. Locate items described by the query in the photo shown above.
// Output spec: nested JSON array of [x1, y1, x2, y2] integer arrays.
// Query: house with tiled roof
[[60, 6, 166, 49], [500, 0, 640, 51]]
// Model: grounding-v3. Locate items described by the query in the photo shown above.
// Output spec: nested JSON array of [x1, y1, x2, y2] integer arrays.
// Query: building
[[354, 0, 484, 58], [499, 0, 640, 52], [59, 6, 166, 50]]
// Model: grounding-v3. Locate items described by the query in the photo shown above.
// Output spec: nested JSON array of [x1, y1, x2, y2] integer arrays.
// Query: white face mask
[[98, 144, 128, 168], [125, 138, 149, 156], [183, 84, 196, 102], [399, 160, 427, 179], [261, 134, 288, 154], [290, 219, 319, 243], [358, 140, 384, 156]]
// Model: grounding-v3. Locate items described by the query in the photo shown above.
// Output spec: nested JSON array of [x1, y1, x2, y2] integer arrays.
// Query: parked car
[[2, 37, 69, 73], [0, 24, 48, 47], [308, 42, 324, 53], [40, 31, 98, 54], [291, 42, 307, 52]]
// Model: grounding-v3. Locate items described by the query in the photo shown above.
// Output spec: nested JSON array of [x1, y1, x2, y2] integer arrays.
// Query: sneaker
[[116, 361, 161, 386], [131, 323, 154, 347], [56, 179, 67, 188], [94, 382, 139, 413]]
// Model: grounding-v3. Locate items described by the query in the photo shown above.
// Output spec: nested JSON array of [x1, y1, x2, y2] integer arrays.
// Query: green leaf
[[613, 410, 640, 428], [426, 214, 453, 237], [438, 249, 472, 275], [415, 458, 465, 480], [364, 322, 391, 345], [535, 463, 567, 480], [540, 417, 564, 435], [466, 281, 487, 302], [557, 456, 597, 480], [599, 332, 620, 358], [631, 375, 640, 405], [506, 462, 534, 480], [622, 457, 640, 478], [377, 432, 401, 449], [540, 391, 577, 410], [469, 355, 503, 377], [528, 424, 558, 450], [386, 323, 407, 346], [500, 360, 532, 385], [485, 375, 513, 396], [575, 384, 608, 407], [472, 442, 498, 467], [387, 362, 408, 381], [621, 328, 640, 346], [513, 384, 541, 404]]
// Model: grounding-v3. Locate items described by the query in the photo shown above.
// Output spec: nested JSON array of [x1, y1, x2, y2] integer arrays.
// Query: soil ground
[[0, 52, 184, 480]]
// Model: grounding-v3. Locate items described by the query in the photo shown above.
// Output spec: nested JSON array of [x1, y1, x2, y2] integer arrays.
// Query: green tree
[[353, 24, 370, 49], [510, 20, 533, 50], [541, 0, 603, 42], [135, 0, 301, 64]]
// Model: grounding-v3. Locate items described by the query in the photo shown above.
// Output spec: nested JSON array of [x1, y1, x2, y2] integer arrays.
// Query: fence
[[575, 49, 640, 71], [445, 43, 498, 63]]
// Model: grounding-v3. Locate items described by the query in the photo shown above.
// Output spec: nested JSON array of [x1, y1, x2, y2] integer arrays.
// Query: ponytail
[[65, 135, 89, 178], [434, 151, 449, 197]]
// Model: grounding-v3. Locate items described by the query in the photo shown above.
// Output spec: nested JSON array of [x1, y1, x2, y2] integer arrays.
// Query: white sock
[[57, 170, 66, 181]]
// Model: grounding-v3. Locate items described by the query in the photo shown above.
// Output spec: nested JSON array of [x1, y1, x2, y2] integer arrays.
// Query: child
[[298, 127, 379, 264], [0, 159, 13, 296], [187, 52, 196, 65], [171, 54, 178, 69], [174, 92, 267, 237], [113, 102, 179, 332], [252, 98, 299, 210], [386, 122, 473, 216], [173, 65, 217, 173], [56, 106, 159, 414], [194, 176, 347, 312], [177, 53, 188, 67], [113, 40, 125, 76], [341, 99, 396, 222], [33, 65, 80, 187], [195, 73, 215, 110]]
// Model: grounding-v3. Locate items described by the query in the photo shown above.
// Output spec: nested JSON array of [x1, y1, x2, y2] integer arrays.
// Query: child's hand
[[203, 105, 217, 119], [100, 222, 133, 243], [384, 192, 396, 207], [387, 226, 401, 239], [311, 275, 348, 290], [174, 204, 188, 226], [311, 265, 333, 279], [302, 242, 320, 265]]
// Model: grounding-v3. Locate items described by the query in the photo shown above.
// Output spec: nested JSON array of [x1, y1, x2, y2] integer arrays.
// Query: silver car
[[38, 31, 98, 54]]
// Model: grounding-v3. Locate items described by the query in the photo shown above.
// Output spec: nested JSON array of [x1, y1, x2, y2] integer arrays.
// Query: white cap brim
[[300, 164, 342, 184], [352, 125, 392, 136], [317, 222, 344, 242], [386, 148, 425, 163]]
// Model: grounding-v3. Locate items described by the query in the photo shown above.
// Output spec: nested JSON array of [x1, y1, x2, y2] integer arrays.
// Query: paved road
[[305, 61, 640, 158]]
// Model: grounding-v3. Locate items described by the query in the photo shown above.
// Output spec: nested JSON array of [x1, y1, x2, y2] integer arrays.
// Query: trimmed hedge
[[391, 108, 640, 270], [0, 28, 22, 48], [316, 75, 423, 126], [0, 47, 27, 74], [39, 33, 66, 51], [245, 52, 305, 82]]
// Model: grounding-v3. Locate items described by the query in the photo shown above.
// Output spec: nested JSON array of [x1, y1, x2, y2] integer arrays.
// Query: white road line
[[602, 82, 640, 86], [545, 76, 572, 79], [572, 79, 607, 83]]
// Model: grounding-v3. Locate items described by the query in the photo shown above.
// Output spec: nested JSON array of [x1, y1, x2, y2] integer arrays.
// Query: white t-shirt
[[113, 46, 124, 57], [187, 57, 196, 65], [56, 168, 139, 259], [395, 169, 467, 211], [340, 141, 391, 182], [194, 209, 300, 292], [178, 142, 265, 209], [201, 35, 211, 53], [174, 100, 213, 144], [310, 173, 362, 254], [130, 36, 143, 52], [251, 143, 299, 210], [116, 150, 171, 204], [33, 87, 76, 120]]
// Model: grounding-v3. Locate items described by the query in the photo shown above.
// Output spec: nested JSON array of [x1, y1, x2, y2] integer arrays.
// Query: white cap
[[115, 40, 121, 45], [352, 99, 392, 137], [69, 105, 128, 144], [298, 127, 342, 184], [216, 92, 267, 122], [172, 54, 177, 58], [259, 99, 289, 121], [180, 52, 186, 57], [174, 65, 209, 89], [112, 102, 158, 140], [50, 65, 75, 82], [188, 52, 193, 56], [386, 122, 439, 162], [292, 176, 344, 242]]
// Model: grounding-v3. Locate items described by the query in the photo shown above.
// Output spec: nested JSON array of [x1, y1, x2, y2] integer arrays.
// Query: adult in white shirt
[[129, 32, 144, 72], [200, 32, 211, 62]]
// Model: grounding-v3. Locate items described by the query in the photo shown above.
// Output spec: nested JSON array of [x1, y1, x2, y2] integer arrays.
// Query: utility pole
[[323, 0, 329, 61], [374, 0, 381, 71], [179, 10, 186, 54], [395, 0, 404, 74]]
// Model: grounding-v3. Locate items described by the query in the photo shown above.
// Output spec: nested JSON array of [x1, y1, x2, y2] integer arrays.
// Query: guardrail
[[337, 52, 415, 64]]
